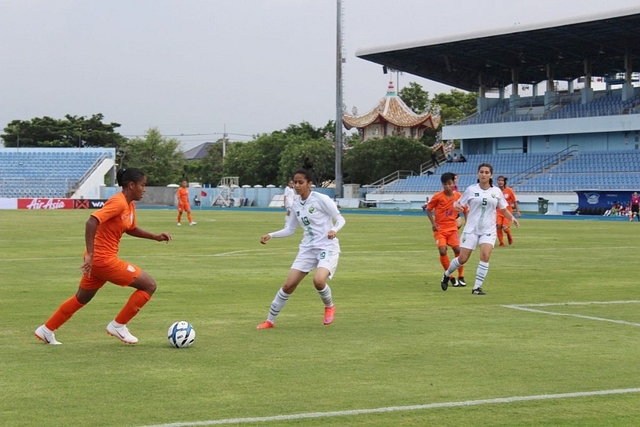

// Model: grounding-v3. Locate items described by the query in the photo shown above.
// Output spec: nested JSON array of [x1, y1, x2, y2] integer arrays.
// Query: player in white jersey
[[283, 179, 296, 226], [257, 165, 346, 329], [440, 163, 520, 295]]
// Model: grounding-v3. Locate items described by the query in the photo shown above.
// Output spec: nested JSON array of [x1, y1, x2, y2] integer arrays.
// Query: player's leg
[[496, 214, 505, 246], [504, 224, 513, 245], [471, 236, 496, 295], [442, 234, 476, 290], [436, 232, 450, 271], [35, 276, 103, 344], [257, 269, 308, 329], [314, 251, 339, 325], [104, 260, 153, 344], [177, 206, 183, 225], [186, 207, 195, 225], [451, 245, 466, 286]]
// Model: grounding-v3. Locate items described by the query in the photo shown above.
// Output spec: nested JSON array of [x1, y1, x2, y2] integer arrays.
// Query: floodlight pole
[[334, 0, 344, 199]]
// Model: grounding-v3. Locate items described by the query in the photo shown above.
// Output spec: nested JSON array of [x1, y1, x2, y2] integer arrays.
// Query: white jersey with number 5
[[272, 191, 345, 252], [459, 183, 508, 235]]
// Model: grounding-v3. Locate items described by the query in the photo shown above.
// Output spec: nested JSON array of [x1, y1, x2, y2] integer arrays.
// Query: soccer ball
[[167, 321, 196, 348]]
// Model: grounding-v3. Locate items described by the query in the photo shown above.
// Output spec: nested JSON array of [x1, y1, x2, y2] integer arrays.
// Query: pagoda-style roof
[[342, 81, 440, 130]]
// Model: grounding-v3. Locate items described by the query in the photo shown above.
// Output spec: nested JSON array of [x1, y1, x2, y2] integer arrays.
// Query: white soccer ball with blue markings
[[167, 321, 196, 348]]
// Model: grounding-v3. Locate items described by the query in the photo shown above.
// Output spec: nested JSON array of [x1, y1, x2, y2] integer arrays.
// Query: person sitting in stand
[[193, 195, 201, 207]]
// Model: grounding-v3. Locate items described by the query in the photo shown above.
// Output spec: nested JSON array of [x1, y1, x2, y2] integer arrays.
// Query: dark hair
[[441, 172, 455, 184], [477, 163, 494, 187], [293, 158, 315, 184], [498, 175, 508, 187], [116, 168, 145, 187]]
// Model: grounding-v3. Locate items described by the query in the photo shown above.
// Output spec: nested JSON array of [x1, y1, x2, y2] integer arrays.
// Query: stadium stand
[[0, 148, 115, 198], [371, 150, 640, 195]]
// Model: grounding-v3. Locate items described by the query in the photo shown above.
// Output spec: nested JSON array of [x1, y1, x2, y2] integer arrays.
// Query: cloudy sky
[[1, 0, 638, 151]]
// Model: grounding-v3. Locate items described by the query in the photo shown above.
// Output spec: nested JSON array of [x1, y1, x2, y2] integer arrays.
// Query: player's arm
[[81, 216, 100, 275], [126, 227, 172, 243], [328, 213, 346, 239], [498, 196, 519, 227], [426, 208, 438, 231], [513, 199, 522, 217]]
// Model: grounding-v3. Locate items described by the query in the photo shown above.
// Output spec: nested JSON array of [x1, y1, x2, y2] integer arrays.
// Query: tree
[[278, 139, 335, 186], [398, 82, 430, 114], [432, 90, 478, 123], [342, 136, 430, 184], [119, 128, 183, 186], [1, 114, 126, 148], [196, 140, 227, 186], [223, 133, 290, 186]]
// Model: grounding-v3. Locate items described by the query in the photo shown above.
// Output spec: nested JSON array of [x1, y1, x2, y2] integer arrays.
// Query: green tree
[[432, 89, 478, 123], [197, 140, 227, 186], [119, 128, 183, 186], [398, 82, 430, 114], [1, 114, 126, 148], [278, 139, 335, 186], [343, 136, 430, 184], [223, 133, 290, 186]]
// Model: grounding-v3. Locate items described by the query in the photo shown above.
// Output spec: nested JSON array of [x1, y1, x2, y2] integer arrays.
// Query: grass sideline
[[1, 209, 640, 427]]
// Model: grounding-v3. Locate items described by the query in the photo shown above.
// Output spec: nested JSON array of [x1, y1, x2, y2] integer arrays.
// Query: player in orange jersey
[[176, 180, 196, 226], [496, 176, 521, 246], [426, 172, 468, 290], [34, 168, 172, 345]]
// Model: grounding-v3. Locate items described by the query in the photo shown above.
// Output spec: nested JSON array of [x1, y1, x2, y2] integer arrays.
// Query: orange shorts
[[80, 258, 141, 290], [496, 212, 511, 228], [434, 228, 460, 248], [178, 203, 191, 213]]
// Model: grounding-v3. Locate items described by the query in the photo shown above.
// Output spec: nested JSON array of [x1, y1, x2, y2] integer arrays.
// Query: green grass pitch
[[1, 208, 640, 427]]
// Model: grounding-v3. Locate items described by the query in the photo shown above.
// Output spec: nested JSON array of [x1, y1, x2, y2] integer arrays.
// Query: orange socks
[[439, 254, 450, 271], [497, 228, 504, 245], [187, 213, 193, 223], [115, 290, 151, 325], [45, 295, 85, 331]]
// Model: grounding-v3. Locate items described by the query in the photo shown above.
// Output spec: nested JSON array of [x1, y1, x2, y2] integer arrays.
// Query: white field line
[[3, 246, 639, 263], [138, 388, 640, 427], [502, 300, 640, 327]]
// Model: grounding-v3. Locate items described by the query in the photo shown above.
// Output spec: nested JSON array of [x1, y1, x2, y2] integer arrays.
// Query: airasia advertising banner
[[17, 198, 108, 209]]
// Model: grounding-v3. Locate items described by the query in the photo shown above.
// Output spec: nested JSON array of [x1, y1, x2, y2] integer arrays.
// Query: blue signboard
[[575, 190, 635, 210]]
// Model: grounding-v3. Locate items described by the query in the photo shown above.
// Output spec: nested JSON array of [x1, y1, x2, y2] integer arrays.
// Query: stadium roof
[[356, 7, 640, 92]]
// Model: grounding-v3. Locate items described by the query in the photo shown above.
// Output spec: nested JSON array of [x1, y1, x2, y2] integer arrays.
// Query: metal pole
[[334, 0, 344, 199]]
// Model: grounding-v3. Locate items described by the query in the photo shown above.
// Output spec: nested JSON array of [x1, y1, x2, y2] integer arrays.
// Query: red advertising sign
[[18, 198, 75, 209]]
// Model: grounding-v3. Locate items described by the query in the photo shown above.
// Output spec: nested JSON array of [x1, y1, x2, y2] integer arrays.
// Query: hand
[[328, 230, 336, 239], [157, 233, 172, 243], [260, 234, 271, 244], [453, 201, 464, 212], [80, 253, 93, 277], [512, 218, 520, 228]]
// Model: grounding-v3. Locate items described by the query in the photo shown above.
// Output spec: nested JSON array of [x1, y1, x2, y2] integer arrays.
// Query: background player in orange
[[426, 172, 468, 289], [176, 180, 196, 226], [34, 167, 172, 345], [496, 175, 521, 246]]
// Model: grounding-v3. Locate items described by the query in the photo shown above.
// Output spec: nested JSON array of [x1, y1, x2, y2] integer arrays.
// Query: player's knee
[[134, 274, 157, 295]]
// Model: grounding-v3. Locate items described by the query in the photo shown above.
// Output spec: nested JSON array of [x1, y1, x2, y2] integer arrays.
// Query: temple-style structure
[[342, 81, 440, 142]]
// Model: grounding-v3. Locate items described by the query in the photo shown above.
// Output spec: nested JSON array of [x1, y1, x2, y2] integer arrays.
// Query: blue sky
[[1, 0, 638, 150]]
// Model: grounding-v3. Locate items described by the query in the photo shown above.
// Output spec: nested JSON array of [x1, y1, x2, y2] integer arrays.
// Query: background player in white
[[440, 163, 520, 295], [283, 178, 296, 226], [257, 164, 345, 329]]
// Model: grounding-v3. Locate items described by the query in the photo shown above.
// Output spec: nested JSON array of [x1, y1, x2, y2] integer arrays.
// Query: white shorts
[[291, 247, 340, 279], [460, 232, 496, 250]]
